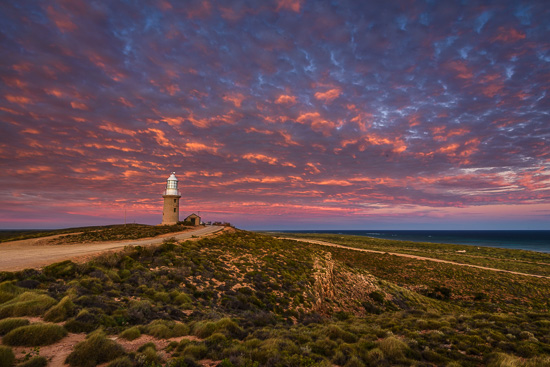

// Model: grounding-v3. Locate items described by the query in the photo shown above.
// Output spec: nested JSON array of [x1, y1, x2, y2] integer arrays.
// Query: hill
[[0, 230, 549, 366]]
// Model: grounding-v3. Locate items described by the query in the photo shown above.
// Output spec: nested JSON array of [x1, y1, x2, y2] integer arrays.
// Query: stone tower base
[[162, 195, 181, 225]]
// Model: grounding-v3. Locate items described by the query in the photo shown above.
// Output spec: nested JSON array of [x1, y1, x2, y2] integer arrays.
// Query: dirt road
[[0, 225, 223, 272], [281, 237, 550, 280]]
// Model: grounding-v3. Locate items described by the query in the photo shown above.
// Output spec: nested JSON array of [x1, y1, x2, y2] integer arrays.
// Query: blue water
[[279, 230, 550, 253]]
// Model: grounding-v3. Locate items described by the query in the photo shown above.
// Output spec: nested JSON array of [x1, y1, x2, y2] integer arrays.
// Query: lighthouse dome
[[164, 172, 179, 195]]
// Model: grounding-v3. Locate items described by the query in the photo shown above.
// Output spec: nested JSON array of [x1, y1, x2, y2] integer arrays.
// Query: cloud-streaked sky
[[1, 0, 549, 230]]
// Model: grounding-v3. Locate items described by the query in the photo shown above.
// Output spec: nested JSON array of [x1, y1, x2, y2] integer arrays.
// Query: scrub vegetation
[[0, 229, 549, 366]]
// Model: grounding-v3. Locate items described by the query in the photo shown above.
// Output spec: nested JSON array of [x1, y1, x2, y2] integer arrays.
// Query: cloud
[[0, 1, 548, 229], [314, 88, 341, 103]]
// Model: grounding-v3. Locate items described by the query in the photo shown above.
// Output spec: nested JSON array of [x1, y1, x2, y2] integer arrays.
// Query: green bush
[[181, 344, 207, 359], [487, 352, 522, 367], [17, 356, 48, 367], [2, 323, 67, 346], [65, 330, 125, 367], [173, 323, 190, 337], [192, 318, 244, 339], [140, 345, 162, 365], [43, 260, 78, 278], [0, 292, 56, 318], [366, 347, 384, 364], [119, 326, 141, 341], [0, 346, 15, 367], [44, 296, 74, 322], [106, 356, 133, 367], [147, 322, 172, 339], [0, 281, 22, 303], [64, 309, 98, 333], [378, 336, 408, 361], [0, 317, 30, 335]]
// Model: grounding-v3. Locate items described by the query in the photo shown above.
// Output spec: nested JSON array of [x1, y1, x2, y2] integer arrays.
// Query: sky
[[1, 0, 549, 230]]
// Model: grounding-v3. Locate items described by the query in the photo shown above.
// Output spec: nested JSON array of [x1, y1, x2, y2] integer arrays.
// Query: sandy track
[[281, 237, 550, 280], [0, 226, 223, 272]]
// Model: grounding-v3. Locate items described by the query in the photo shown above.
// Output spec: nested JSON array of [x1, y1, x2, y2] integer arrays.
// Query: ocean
[[278, 230, 550, 253]]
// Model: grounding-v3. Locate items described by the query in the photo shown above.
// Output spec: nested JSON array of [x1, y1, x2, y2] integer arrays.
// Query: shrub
[[378, 336, 408, 361], [487, 352, 522, 367], [64, 309, 98, 333], [140, 345, 162, 365], [192, 318, 244, 339], [366, 348, 384, 364], [0, 346, 15, 367], [0, 317, 30, 335], [344, 356, 365, 367], [2, 323, 67, 346], [0, 292, 56, 318], [181, 344, 207, 359], [0, 281, 22, 303], [44, 295, 74, 322], [107, 356, 133, 367], [65, 330, 125, 367], [167, 357, 200, 367], [147, 322, 172, 339], [120, 326, 141, 341], [17, 356, 48, 367], [173, 322, 190, 337], [43, 260, 78, 278]]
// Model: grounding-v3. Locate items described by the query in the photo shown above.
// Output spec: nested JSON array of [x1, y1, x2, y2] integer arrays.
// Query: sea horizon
[[268, 229, 550, 254]]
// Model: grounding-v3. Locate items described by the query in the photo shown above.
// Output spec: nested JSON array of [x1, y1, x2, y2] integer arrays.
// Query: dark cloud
[[0, 0, 549, 229]]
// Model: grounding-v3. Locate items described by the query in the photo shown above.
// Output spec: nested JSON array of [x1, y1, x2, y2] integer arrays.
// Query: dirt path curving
[[0, 226, 224, 272], [280, 237, 550, 280]]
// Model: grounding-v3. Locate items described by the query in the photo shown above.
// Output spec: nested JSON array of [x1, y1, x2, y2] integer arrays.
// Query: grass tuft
[[17, 356, 48, 367], [0, 292, 56, 319], [44, 295, 74, 322], [2, 323, 67, 346], [0, 317, 30, 335], [0, 346, 15, 367], [106, 356, 133, 367], [65, 329, 125, 367], [378, 336, 408, 361], [119, 326, 141, 341]]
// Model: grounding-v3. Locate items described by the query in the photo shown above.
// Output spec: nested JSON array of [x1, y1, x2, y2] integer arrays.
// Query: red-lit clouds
[[0, 1, 549, 229]]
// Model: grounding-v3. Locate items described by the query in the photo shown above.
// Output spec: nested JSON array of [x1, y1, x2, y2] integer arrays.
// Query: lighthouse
[[161, 172, 181, 225]]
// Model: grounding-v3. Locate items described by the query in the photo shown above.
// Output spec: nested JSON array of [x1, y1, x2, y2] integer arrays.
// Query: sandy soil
[[0, 226, 224, 272], [281, 237, 550, 280]]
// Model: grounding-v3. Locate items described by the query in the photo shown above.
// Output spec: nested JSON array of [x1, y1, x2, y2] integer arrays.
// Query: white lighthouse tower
[[161, 172, 181, 225]]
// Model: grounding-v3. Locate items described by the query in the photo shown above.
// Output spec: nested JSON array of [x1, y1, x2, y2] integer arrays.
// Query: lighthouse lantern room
[[161, 172, 181, 225]]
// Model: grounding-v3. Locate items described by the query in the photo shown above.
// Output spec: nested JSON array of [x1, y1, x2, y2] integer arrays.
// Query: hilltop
[[0, 229, 549, 366]]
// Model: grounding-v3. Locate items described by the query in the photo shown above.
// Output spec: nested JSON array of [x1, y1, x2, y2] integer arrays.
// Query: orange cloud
[[46, 89, 64, 98], [306, 162, 321, 174], [223, 93, 245, 107], [275, 94, 297, 105], [5, 95, 31, 105], [186, 142, 218, 153], [296, 112, 337, 136], [118, 97, 134, 107], [312, 179, 353, 186], [46, 5, 77, 32], [314, 88, 341, 103], [147, 128, 173, 147], [493, 27, 526, 42], [343, 134, 407, 154], [70, 101, 89, 110], [242, 153, 279, 165], [276, 0, 302, 12], [99, 122, 137, 137], [446, 60, 474, 79]]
